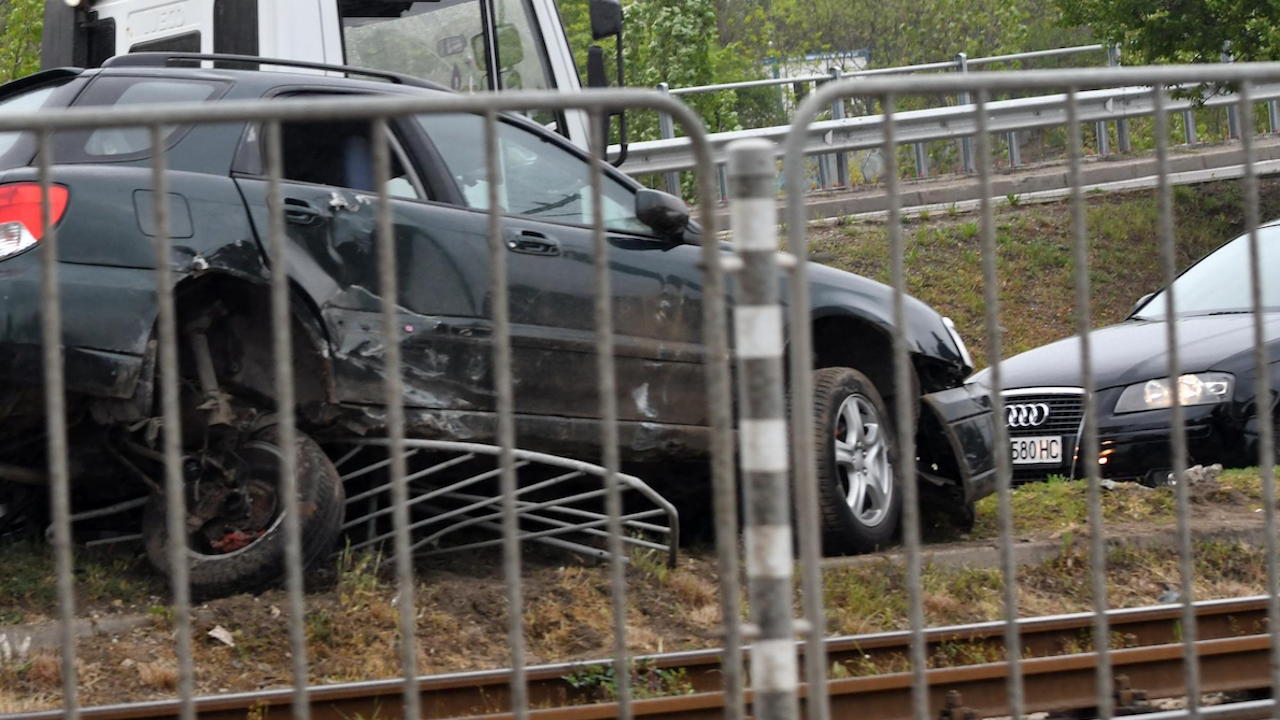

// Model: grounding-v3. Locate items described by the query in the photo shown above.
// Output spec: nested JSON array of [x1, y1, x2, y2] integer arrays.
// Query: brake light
[[0, 183, 68, 259]]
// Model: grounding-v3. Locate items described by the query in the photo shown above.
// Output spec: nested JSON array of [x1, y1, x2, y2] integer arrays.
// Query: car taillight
[[0, 183, 68, 260]]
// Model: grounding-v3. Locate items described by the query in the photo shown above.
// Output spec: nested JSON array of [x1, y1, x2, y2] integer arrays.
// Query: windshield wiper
[[1203, 310, 1254, 316]]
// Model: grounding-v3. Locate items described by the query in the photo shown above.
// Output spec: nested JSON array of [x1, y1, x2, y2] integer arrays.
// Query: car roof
[[90, 53, 454, 99]]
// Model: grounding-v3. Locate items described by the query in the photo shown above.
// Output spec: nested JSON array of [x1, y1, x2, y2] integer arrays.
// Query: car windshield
[[1139, 224, 1280, 318], [341, 0, 553, 94]]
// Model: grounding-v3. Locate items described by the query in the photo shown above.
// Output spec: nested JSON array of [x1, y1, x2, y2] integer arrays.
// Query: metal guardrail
[[624, 77, 1280, 186], [648, 43, 1113, 195]]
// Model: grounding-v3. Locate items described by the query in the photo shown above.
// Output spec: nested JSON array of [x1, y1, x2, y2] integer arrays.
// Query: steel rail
[[7, 596, 1271, 720]]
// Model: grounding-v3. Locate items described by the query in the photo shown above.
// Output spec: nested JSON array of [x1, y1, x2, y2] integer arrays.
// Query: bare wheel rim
[[834, 393, 893, 528]]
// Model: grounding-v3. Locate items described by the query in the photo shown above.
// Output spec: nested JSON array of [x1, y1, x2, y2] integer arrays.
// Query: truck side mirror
[[587, 45, 608, 89], [590, 0, 624, 40]]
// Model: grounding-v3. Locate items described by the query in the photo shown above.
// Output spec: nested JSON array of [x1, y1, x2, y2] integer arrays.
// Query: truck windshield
[[341, 0, 554, 95]]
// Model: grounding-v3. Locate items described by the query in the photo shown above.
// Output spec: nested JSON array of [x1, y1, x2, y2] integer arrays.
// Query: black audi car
[[971, 221, 1280, 485], [0, 55, 995, 597]]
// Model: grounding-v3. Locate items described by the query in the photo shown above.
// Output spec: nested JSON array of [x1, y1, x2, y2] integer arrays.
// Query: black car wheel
[[813, 367, 902, 553], [142, 426, 344, 600]]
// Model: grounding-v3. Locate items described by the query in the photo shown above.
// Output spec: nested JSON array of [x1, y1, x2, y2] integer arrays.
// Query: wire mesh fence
[[0, 58, 1276, 720]]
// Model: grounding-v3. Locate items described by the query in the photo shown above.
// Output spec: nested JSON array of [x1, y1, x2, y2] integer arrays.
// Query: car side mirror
[[1131, 292, 1155, 317], [590, 0, 623, 39], [636, 188, 690, 239]]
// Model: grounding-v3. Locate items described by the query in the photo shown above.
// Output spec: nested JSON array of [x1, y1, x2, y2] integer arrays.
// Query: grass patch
[[821, 539, 1270, 636], [811, 179, 1280, 367], [969, 477, 1176, 540]]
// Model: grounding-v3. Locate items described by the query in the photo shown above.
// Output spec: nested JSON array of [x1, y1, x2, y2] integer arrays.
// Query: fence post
[[1108, 44, 1131, 153], [727, 138, 798, 720], [657, 82, 681, 196], [956, 52, 973, 173], [830, 67, 850, 187], [1224, 43, 1241, 140]]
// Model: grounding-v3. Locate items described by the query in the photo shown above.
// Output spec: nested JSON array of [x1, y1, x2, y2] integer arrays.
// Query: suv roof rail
[[101, 53, 446, 91]]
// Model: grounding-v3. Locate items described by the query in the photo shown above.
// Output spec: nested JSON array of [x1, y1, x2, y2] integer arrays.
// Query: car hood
[[980, 312, 1280, 391]]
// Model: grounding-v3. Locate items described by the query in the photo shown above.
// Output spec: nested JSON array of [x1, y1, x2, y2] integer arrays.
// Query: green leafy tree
[[0, 0, 42, 84], [1057, 0, 1280, 65]]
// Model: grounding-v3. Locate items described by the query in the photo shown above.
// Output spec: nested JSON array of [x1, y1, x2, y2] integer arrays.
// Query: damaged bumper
[[921, 383, 998, 504]]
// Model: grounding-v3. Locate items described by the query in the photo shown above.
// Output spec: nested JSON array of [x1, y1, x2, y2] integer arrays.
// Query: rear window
[[55, 76, 227, 163], [0, 84, 67, 163]]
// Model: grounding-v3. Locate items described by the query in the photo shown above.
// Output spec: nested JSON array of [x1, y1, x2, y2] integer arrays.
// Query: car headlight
[[942, 317, 974, 371], [1113, 373, 1234, 414]]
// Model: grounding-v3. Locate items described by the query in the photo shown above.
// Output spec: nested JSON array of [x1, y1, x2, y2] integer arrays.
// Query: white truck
[[39, 0, 627, 153]]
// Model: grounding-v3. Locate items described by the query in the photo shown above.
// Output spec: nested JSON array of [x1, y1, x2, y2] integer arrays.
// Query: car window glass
[[1143, 226, 1280, 317], [81, 80, 219, 157], [415, 113, 649, 234], [275, 119, 422, 200], [0, 85, 61, 159]]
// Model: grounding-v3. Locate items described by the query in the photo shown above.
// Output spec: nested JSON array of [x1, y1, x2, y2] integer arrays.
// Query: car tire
[[813, 367, 903, 554], [142, 426, 345, 600]]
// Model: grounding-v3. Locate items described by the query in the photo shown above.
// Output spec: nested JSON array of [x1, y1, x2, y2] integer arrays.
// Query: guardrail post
[[914, 142, 928, 178], [1007, 131, 1020, 167], [657, 82, 682, 196], [1184, 109, 1198, 145], [1224, 44, 1241, 140], [1108, 44, 1131, 153], [727, 138, 798, 720], [1269, 100, 1279, 134], [955, 52, 974, 173], [719, 164, 730, 203], [829, 67, 850, 187]]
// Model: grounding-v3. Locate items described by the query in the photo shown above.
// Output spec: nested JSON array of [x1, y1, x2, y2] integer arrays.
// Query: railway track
[[7, 596, 1275, 720]]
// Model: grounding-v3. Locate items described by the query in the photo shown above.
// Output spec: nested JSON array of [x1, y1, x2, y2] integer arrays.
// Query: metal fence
[[0, 60, 1279, 720]]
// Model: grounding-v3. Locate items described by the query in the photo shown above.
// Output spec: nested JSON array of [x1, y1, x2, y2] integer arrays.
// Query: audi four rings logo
[[1006, 403, 1051, 427]]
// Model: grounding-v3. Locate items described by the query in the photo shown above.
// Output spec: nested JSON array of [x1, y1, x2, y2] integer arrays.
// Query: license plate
[[1011, 436, 1063, 465]]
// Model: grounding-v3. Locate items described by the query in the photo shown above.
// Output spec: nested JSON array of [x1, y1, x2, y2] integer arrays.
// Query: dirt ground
[[1, 468, 1275, 712]]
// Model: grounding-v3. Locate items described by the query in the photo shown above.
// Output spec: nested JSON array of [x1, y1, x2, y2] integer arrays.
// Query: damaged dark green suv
[[0, 55, 995, 598]]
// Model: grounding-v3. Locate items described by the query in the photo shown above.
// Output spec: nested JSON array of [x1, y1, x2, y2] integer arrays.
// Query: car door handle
[[284, 199, 324, 226], [505, 230, 561, 257]]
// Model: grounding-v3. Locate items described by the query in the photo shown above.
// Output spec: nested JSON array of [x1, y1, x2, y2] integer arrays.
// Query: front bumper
[[921, 383, 998, 503], [1002, 388, 1255, 485]]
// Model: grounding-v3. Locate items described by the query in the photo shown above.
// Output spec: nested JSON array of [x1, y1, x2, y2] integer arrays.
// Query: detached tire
[[143, 427, 344, 600], [813, 367, 903, 554]]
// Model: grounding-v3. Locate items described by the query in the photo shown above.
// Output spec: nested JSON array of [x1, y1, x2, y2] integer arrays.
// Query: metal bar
[[342, 453, 477, 506], [966, 43, 1106, 66], [831, 68, 850, 187], [974, 89, 1025, 720], [1066, 87, 1113, 720], [36, 127, 78, 720], [149, 123, 196, 720], [265, 118, 311, 720], [1153, 84, 1202, 720], [1007, 130, 1020, 166], [1235, 80, 1280, 709], [1225, 45, 1241, 140], [372, 115, 421, 720], [588, 106, 632, 716], [486, 107, 529, 720], [956, 53, 973, 173], [338, 448, 422, 482], [1270, 100, 1279, 133], [657, 83, 681, 196], [1109, 45, 1131, 152], [882, 92, 929, 720], [913, 142, 928, 177], [1184, 109, 1198, 145], [728, 138, 797, 720]]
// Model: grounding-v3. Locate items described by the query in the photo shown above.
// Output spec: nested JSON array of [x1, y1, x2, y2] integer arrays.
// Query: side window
[[58, 77, 226, 162], [0, 85, 65, 160], [275, 120, 423, 200], [415, 113, 648, 234]]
